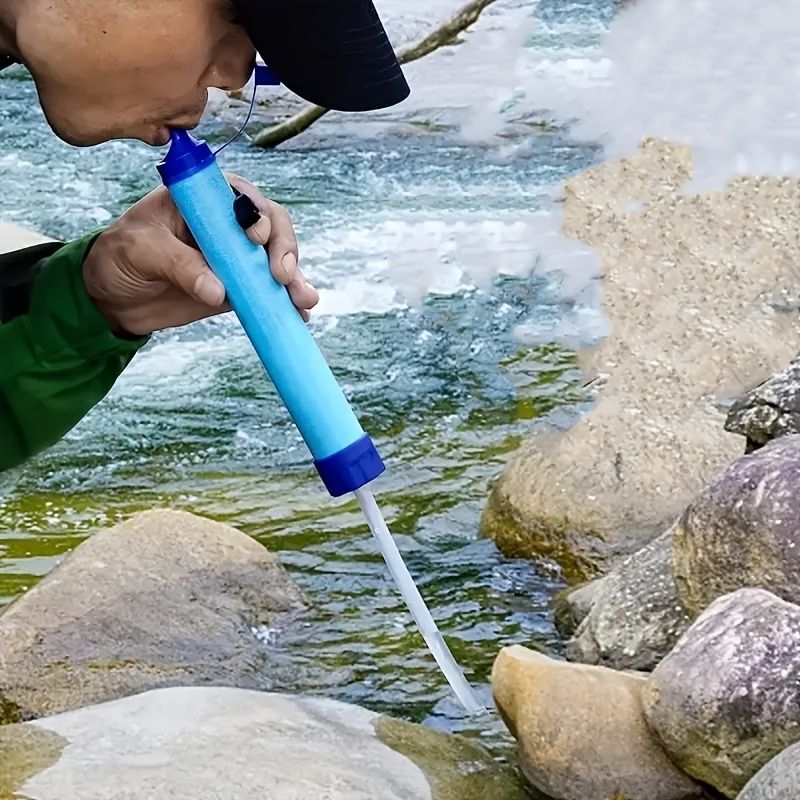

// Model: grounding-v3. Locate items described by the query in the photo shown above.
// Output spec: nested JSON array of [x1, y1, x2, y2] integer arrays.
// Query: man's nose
[[206, 45, 256, 92]]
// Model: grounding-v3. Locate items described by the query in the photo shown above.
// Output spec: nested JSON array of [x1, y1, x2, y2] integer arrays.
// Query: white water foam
[[525, 0, 800, 189]]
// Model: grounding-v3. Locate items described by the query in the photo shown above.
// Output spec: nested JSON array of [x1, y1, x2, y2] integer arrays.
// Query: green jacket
[[1, 58, 147, 472], [0, 235, 147, 472]]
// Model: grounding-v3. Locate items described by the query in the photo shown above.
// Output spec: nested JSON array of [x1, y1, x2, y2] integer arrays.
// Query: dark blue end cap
[[157, 129, 215, 186], [314, 435, 386, 497]]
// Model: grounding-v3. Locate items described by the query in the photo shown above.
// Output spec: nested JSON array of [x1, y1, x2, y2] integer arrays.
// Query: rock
[[738, 742, 800, 800], [0, 687, 527, 800], [642, 589, 800, 798], [0, 509, 306, 720], [726, 354, 800, 451], [552, 578, 604, 637], [672, 436, 800, 617], [492, 645, 702, 800], [567, 528, 691, 671], [0, 220, 53, 253], [483, 140, 800, 579]]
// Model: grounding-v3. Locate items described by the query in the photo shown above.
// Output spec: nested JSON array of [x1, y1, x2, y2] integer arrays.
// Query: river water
[[0, 0, 616, 759]]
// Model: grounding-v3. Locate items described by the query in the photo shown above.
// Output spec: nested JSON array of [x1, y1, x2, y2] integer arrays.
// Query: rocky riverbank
[[482, 138, 800, 581], [0, 510, 526, 799], [483, 139, 800, 798]]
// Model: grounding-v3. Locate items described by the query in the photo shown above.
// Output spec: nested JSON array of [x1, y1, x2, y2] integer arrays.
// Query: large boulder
[[738, 742, 800, 800], [0, 687, 527, 800], [673, 435, 800, 617], [483, 140, 800, 579], [726, 354, 800, 451], [0, 509, 306, 720], [567, 528, 691, 671], [492, 645, 702, 800], [643, 589, 800, 798]]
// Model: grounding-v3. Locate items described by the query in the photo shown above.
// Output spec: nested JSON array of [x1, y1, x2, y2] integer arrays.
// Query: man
[[0, 0, 409, 471]]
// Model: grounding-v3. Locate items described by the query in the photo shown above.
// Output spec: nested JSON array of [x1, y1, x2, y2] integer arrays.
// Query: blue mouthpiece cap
[[157, 129, 215, 186], [254, 64, 281, 86]]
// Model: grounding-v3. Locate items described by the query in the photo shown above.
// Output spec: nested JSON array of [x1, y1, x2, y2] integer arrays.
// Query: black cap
[[233, 0, 411, 112]]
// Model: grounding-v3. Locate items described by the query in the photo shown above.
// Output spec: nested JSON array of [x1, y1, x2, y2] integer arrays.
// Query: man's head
[[5, 0, 409, 148], [14, 0, 252, 146]]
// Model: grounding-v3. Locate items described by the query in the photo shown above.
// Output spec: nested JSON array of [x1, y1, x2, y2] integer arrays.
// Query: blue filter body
[[157, 131, 385, 496]]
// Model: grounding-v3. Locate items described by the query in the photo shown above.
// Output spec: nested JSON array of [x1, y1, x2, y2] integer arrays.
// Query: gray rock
[[552, 578, 604, 637], [567, 528, 691, 671], [0, 687, 527, 800], [726, 355, 800, 451], [0, 509, 307, 720], [492, 646, 702, 800], [642, 589, 800, 798], [672, 436, 800, 617], [739, 742, 800, 800]]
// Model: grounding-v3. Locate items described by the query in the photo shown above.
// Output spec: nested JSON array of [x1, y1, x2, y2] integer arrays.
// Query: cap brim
[[233, 0, 411, 112]]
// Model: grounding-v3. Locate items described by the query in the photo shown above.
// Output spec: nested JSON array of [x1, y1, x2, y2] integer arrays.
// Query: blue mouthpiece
[[157, 130, 214, 186]]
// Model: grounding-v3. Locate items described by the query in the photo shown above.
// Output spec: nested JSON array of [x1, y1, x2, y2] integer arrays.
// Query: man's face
[[17, 0, 255, 146]]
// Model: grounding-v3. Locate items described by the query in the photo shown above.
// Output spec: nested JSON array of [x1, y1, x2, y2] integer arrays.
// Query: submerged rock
[[738, 742, 800, 800], [492, 645, 702, 800], [567, 528, 691, 671], [0, 509, 306, 719], [672, 435, 800, 617], [643, 589, 800, 798], [552, 578, 604, 637], [0, 687, 527, 800], [483, 140, 800, 578]]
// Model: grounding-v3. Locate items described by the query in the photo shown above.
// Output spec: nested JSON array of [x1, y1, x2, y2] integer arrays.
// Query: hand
[[82, 175, 319, 337]]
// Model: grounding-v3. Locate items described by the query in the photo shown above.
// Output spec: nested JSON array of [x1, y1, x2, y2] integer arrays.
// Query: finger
[[273, 251, 298, 287], [161, 238, 226, 307], [287, 276, 320, 311], [227, 175, 299, 283], [228, 176, 277, 248], [265, 204, 300, 284]]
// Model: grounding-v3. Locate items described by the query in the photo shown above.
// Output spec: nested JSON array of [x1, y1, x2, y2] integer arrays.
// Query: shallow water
[[0, 0, 614, 759]]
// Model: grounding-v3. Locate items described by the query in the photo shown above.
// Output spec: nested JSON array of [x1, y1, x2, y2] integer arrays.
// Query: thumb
[[163, 240, 226, 306]]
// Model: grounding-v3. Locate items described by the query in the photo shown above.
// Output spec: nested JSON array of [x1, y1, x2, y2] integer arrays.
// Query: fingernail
[[194, 274, 225, 306], [281, 252, 297, 277]]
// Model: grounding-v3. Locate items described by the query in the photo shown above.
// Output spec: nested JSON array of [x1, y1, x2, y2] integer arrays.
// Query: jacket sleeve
[[0, 234, 148, 471]]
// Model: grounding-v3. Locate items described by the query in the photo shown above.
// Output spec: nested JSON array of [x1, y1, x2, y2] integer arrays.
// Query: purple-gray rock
[[672, 435, 800, 617], [642, 589, 800, 798]]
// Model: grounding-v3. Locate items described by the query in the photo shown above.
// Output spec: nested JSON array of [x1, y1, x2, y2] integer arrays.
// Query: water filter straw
[[157, 130, 385, 497], [157, 130, 485, 713]]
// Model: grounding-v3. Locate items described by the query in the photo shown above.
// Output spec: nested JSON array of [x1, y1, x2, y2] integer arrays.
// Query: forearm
[[0, 234, 148, 471]]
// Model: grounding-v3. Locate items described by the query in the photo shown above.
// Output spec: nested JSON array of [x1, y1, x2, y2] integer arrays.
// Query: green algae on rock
[[376, 716, 530, 800], [0, 726, 66, 800]]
